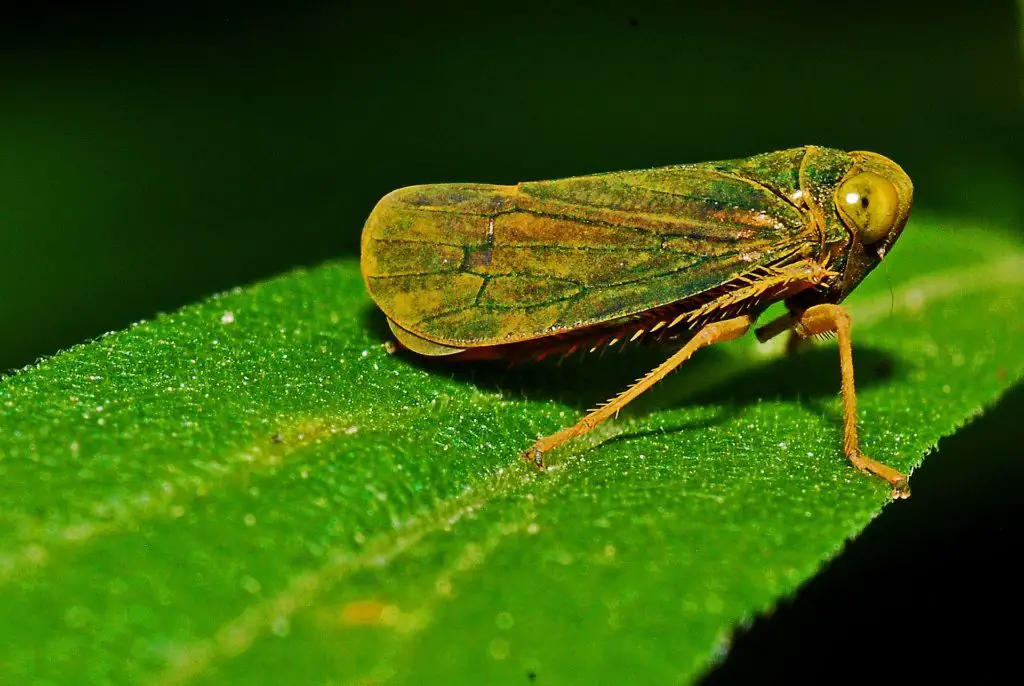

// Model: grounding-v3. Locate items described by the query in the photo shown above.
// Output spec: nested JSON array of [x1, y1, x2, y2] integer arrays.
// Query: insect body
[[360, 146, 914, 498]]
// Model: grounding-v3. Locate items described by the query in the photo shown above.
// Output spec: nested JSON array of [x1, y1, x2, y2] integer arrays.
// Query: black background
[[2, 2, 1021, 682]]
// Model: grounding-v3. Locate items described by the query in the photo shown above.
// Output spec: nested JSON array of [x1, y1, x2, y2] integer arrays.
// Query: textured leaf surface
[[1, 216, 1021, 685]]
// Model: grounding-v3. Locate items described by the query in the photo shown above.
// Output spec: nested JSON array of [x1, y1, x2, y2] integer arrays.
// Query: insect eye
[[835, 171, 900, 245]]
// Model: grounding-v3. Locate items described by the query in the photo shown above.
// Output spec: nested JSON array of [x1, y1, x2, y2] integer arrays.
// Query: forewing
[[362, 165, 816, 347]]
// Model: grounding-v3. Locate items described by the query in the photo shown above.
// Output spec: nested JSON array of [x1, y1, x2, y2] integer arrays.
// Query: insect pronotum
[[360, 146, 914, 498]]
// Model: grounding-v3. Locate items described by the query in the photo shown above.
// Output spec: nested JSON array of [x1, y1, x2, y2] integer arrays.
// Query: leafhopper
[[360, 146, 914, 498]]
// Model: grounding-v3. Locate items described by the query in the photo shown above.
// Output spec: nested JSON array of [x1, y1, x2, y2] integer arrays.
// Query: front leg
[[794, 304, 910, 499]]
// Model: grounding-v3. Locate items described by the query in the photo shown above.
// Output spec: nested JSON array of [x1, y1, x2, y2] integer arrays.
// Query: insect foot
[[849, 448, 911, 500], [890, 480, 911, 500], [522, 446, 546, 471]]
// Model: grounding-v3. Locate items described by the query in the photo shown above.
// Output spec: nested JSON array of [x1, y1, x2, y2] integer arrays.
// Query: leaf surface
[[1, 216, 1021, 685]]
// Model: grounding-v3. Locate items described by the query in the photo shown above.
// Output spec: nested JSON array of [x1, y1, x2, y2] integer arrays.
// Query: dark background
[[2, 1, 1021, 681]]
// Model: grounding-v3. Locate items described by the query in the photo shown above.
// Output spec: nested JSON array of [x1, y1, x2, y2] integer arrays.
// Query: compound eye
[[835, 171, 900, 245]]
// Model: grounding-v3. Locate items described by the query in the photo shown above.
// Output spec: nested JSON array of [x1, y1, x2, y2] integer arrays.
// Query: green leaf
[[2, 216, 1021, 685]]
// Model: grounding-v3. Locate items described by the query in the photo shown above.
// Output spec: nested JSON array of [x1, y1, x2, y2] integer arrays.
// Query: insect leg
[[522, 314, 753, 470], [793, 304, 910, 499], [754, 311, 809, 356]]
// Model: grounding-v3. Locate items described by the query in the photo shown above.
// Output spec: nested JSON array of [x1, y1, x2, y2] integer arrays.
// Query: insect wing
[[362, 162, 816, 348]]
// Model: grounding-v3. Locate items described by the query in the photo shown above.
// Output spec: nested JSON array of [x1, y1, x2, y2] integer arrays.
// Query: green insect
[[360, 146, 914, 498]]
